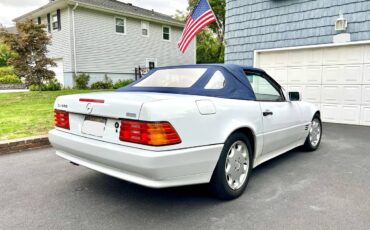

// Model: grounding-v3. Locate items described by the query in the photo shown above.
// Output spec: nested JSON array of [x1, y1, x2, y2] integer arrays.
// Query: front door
[[245, 71, 301, 156]]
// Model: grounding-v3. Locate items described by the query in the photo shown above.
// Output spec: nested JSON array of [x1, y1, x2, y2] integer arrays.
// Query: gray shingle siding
[[225, 0, 370, 66]]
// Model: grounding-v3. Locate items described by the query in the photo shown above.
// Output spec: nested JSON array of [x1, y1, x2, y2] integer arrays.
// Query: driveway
[[0, 123, 369, 230]]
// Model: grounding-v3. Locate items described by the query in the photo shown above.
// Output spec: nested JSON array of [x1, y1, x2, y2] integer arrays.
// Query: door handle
[[263, 111, 273, 116]]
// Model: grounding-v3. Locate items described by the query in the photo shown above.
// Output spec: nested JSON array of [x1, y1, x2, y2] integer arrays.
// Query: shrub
[[113, 79, 134, 89], [91, 80, 113, 89], [91, 74, 113, 89], [0, 66, 15, 77], [74, 73, 90, 89], [29, 79, 61, 91], [44, 79, 62, 91], [0, 74, 22, 84]]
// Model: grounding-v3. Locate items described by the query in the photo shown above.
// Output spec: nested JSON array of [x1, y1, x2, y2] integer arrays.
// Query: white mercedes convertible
[[49, 64, 322, 200]]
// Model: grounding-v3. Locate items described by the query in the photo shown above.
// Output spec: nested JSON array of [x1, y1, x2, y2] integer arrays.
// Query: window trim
[[115, 16, 127, 35], [244, 70, 286, 102], [141, 21, 150, 37], [162, 25, 171, 41]]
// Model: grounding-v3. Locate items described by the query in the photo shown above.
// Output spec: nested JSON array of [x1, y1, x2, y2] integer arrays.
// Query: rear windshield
[[134, 68, 207, 88]]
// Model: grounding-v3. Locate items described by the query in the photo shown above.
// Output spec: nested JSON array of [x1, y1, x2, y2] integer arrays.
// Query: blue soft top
[[116, 64, 265, 100]]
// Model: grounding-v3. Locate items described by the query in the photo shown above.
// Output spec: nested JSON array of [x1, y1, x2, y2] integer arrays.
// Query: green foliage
[[0, 66, 15, 76], [0, 74, 22, 84], [91, 81, 113, 89], [196, 29, 224, 64], [29, 79, 61, 91], [113, 79, 134, 89], [1, 20, 56, 87], [0, 43, 16, 67], [74, 73, 90, 89], [179, 0, 225, 63], [0, 66, 22, 84], [91, 74, 113, 89]]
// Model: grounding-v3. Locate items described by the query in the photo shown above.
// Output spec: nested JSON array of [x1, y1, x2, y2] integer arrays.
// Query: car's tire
[[303, 115, 322, 151], [209, 132, 253, 200]]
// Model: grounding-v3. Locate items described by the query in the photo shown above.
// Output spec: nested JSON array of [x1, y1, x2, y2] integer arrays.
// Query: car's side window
[[245, 72, 284, 102], [204, 71, 225, 89]]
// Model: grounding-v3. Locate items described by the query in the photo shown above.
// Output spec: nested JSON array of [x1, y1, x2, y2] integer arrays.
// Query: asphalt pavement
[[0, 123, 369, 230]]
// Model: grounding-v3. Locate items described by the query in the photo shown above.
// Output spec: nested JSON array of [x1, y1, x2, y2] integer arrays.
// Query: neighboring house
[[14, 0, 195, 86], [225, 0, 370, 126]]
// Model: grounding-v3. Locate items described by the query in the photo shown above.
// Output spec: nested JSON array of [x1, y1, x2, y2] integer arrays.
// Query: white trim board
[[253, 40, 370, 67]]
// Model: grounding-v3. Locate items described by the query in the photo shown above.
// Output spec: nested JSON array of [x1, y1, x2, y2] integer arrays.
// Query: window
[[245, 72, 284, 101], [162, 26, 171, 41], [115, 17, 126, 34], [204, 71, 225, 89], [141, 21, 149, 37], [146, 58, 157, 69], [52, 14, 58, 30], [134, 68, 207, 88]]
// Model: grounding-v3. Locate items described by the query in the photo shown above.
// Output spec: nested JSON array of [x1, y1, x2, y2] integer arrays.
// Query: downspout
[[72, 2, 79, 75]]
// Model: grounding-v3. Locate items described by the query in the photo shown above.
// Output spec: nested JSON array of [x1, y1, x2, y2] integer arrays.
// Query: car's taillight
[[54, 110, 70, 129], [119, 120, 181, 146]]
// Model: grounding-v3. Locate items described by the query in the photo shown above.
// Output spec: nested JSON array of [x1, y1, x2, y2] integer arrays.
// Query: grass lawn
[[0, 90, 103, 140]]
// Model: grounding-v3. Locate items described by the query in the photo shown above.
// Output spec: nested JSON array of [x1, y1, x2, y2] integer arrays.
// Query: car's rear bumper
[[48, 129, 223, 188]]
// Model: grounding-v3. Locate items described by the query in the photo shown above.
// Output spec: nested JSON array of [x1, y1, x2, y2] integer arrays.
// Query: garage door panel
[[343, 46, 364, 64], [360, 106, 370, 125], [306, 49, 323, 66], [304, 66, 322, 84], [343, 65, 363, 84], [364, 45, 370, 64], [322, 66, 341, 84], [323, 47, 343, 65], [342, 85, 362, 105], [362, 85, 370, 105], [341, 105, 361, 124], [363, 64, 370, 84], [321, 104, 340, 122], [273, 68, 288, 84], [288, 50, 305, 66], [304, 85, 321, 103], [322, 85, 341, 103], [287, 67, 304, 84]]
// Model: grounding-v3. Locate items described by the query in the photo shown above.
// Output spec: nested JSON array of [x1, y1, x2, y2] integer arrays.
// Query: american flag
[[178, 0, 217, 53]]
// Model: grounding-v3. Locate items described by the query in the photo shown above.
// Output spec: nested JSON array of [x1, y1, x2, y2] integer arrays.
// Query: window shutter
[[37, 17, 41, 25], [57, 9, 61, 31], [47, 13, 51, 32]]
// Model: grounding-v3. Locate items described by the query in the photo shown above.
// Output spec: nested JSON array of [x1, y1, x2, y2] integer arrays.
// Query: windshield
[[134, 68, 207, 88]]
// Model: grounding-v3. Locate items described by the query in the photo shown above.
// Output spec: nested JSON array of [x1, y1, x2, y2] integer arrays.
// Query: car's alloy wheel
[[309, 118, 321, 147], [210, 132, 252, 200], [303, 116, 322, 151]]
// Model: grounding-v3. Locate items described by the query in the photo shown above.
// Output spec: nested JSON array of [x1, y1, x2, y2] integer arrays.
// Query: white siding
[[45, 7, 73, 72], [74, 8, 195, 74]]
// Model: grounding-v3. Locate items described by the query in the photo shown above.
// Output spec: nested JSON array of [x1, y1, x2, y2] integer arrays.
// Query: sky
[[0, 0, 188, 27]]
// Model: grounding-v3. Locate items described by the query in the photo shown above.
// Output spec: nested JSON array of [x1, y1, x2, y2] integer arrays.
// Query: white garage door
[[255, 43, 370, 126], [49, 59, 64, 86]]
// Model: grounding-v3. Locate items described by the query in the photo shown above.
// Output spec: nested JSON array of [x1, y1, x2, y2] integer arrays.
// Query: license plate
[[81, 116, 107, 137]]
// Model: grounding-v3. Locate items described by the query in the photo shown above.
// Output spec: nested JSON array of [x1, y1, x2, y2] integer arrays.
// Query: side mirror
[[289, 92, 301, 101]]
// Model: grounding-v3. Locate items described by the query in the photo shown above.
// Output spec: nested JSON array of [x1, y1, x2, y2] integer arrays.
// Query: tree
[[1, 20, 55, 87], [187, 0, 225, 63], [0, 43, 16, 67]]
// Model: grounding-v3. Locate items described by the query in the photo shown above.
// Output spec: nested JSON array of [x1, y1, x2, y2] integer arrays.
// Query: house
[[225, 0, 370, 126], [14, 0, 195, 86]]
